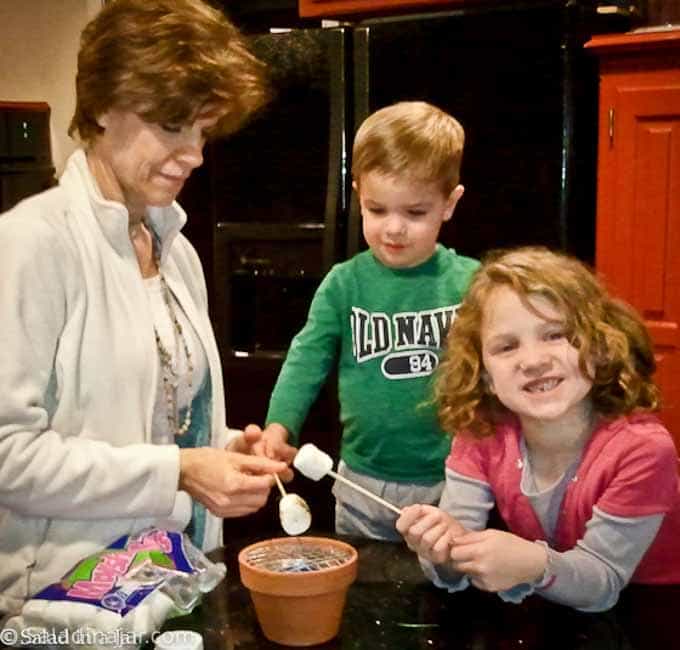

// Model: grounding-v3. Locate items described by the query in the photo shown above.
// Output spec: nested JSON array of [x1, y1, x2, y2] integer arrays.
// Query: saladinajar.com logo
[[0, 626, 145, 647]]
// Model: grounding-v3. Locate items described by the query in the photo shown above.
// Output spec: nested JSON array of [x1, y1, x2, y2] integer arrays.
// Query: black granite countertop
[[156, 529, 678, 650]]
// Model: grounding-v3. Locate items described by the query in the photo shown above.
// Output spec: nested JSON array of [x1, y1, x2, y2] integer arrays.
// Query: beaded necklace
[[148, 223, 194, 437]]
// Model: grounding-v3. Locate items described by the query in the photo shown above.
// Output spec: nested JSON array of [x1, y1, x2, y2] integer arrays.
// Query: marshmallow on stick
[[279, 494, 312, 536], [294, 443, 402, 515], [273, 472, 312, 536]]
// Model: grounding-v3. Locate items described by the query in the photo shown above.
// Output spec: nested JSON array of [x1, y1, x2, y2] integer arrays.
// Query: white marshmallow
[[279, 494, 312, 536], [293, 443, 334, 481]]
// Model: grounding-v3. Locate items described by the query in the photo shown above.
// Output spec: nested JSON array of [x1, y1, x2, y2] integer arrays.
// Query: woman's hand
[[450, 529, 547, 592], [178, 447, 287, 518], [396, 504, 466, 565]]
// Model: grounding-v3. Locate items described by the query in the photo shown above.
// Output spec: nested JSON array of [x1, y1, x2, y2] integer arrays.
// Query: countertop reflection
[[156, 529, 677, 650]]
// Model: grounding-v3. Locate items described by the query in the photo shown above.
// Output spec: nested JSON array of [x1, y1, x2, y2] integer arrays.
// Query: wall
[[0, 0, 103, 175]]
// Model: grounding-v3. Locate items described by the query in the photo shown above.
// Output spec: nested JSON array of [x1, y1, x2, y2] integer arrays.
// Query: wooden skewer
[[273, 472, 287, 498], [327, 470, 402, 515]]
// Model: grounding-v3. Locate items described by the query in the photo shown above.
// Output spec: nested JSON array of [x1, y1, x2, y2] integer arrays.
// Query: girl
[[397, 247, 680, 612]]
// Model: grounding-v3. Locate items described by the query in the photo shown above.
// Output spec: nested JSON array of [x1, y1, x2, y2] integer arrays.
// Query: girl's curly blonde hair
[[435, 247, 660, 437]]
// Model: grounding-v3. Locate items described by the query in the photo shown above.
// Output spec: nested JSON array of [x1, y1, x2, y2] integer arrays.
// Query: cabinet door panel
[[616, 87, 680, 324], [621, 88, 679, 291], [598, 81, 680, 448]]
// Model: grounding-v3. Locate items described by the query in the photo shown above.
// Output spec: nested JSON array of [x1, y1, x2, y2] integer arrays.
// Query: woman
[[0, 0, 287, 617]]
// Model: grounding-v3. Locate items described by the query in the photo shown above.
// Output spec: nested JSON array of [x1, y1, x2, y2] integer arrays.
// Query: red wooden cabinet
[[298, 0, 472, 18], [586, 30, 680, 451], [0, 101, 55, 212]]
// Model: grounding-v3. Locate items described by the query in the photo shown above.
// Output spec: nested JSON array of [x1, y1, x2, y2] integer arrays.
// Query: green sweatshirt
[[266, 244, 479, 483]]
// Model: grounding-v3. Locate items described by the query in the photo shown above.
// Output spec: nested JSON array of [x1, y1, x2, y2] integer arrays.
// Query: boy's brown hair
[[435, 246, 660, 437], [70, 0, 268, 144], [351, 101, 465, 196]]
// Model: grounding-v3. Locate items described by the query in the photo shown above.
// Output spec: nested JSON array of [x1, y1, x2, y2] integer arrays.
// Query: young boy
[[254, 101, 479, 540]]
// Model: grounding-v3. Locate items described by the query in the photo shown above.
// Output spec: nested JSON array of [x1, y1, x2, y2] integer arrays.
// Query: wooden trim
[[299, 0, 479, 19], [585, 28, 680, 55], [0, 101, 50, 112]]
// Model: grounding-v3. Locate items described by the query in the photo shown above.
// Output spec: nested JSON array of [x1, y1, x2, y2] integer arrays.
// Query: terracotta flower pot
[[238, 536, 358, 646]]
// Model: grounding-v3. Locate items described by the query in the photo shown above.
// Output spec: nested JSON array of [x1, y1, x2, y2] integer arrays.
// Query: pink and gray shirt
[[422, 414, 680, 611]]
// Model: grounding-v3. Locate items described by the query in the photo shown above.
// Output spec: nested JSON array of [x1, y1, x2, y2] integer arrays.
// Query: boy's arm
[[265, 271, 343, 446]]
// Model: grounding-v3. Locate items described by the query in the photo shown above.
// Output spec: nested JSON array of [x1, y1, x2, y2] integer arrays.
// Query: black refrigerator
[[179, 0, 629, 530]]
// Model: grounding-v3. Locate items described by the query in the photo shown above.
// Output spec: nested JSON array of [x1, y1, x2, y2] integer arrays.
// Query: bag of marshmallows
[[3, 528, 225, 649]]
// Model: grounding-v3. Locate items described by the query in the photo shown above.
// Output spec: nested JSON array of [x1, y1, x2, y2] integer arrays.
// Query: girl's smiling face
[[480, 285, 593, 429]]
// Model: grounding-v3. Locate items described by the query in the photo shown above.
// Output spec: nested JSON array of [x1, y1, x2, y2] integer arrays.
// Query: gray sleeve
[[422, 470, 663, 610], [420, 467, 495, 591], [537, 507, 664, 612]]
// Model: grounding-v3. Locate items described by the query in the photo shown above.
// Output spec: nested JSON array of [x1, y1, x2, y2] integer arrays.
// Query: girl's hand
[[450, 529, 548, 592], [397, 504, 466, 565]]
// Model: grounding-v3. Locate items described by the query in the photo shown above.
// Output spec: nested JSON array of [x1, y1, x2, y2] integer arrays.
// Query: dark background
[[175, 0, 635, 536]]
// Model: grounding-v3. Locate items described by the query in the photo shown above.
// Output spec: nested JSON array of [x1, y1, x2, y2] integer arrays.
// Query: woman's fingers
[[228, 451, 287, 475], [180, 448, 287, 518]]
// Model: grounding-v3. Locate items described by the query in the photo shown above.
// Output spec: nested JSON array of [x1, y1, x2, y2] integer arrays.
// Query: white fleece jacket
[[0, 149, 231, 616]]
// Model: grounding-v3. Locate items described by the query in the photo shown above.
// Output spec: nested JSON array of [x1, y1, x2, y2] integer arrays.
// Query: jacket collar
[[59, 148, 187, 263]]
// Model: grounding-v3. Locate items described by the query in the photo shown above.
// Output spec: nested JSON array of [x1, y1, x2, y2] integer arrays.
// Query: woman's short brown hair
[[435, 246, 660, 437], [70, 0, 268, 144], [351, 101, 465, 196]]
